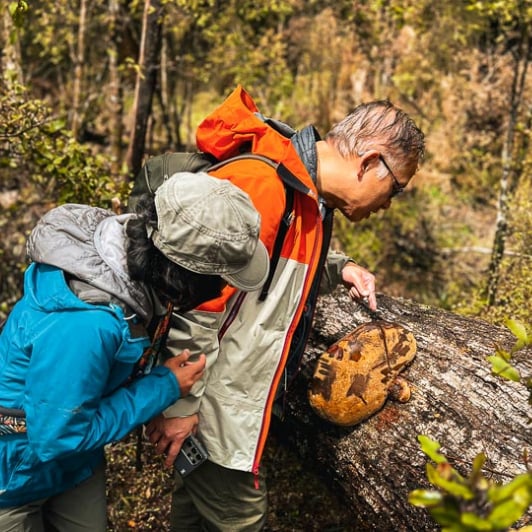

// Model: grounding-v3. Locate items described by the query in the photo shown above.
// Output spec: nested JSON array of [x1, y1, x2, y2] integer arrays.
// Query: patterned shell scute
[[308, 321, 417, 426]]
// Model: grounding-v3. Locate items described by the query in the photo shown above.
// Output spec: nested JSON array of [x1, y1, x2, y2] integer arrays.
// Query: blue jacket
[[0, 206, 181, 507]]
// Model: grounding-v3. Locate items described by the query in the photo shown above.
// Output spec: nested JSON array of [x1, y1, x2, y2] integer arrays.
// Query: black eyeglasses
[[379, 155, 404, 198]]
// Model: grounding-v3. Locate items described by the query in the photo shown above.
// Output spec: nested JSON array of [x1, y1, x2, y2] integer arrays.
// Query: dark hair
[[126, 193, 224, 312]]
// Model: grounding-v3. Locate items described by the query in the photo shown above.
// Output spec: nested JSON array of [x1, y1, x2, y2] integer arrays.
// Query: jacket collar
[[292, 125, 330, 217], [291, 125, 321, 185]]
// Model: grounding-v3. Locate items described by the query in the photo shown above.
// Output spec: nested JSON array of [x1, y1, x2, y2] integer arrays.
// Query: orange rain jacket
[[163, 86, 334, 476]]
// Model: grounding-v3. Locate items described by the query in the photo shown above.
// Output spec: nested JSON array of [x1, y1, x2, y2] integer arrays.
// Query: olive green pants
[[170, 460, 267, 532], [0, 464, 107, 532]]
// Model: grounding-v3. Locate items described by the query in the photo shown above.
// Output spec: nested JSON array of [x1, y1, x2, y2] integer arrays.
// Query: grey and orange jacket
[[161, 86, 349, 476]]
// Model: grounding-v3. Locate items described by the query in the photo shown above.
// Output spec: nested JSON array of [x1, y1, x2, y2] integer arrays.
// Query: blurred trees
[[126, 0, 163, 179], [1, 0, 531, 325], [476, 0, 531, 309]]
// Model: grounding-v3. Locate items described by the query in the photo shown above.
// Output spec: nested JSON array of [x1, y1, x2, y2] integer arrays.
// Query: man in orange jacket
[[144, 86, 425, 531]]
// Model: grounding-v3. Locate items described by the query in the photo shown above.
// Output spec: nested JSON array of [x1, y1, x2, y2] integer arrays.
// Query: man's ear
[[358, 150, 380, 178]]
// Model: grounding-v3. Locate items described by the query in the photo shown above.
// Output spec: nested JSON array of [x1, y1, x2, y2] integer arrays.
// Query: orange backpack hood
[[196, 85, 318, 199]]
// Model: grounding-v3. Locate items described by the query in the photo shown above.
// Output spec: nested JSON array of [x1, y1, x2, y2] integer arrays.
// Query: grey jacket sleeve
[[319, 249, 355, 294]]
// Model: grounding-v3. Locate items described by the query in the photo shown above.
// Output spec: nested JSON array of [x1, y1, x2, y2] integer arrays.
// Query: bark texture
[[276, 289, 531, 531]]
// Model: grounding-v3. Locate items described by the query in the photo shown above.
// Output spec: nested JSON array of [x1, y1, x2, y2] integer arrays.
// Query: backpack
[[129, 151, 296, 302], [128, 152, 216, 212], [128, 86, 321, 301], [129, 87, 333, 410]]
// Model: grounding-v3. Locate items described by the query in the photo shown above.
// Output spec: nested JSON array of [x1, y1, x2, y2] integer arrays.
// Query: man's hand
[[341, 262, 377, 311], [145, 414, 199, 468]]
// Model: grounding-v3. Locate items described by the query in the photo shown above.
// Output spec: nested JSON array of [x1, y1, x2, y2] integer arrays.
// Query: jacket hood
[[26, 204, 154, 323], [196, 85, 318, 201]]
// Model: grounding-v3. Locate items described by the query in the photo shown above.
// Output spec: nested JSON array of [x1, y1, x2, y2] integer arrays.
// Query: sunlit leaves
[[486, 319, 531, 387], [0, 79, 116, 205], [418, 435, 448, 464], [8, 1, 28, 28], [410, 435, 532, 530], [486, 353, 520, 381], [505, 318, 530, 351], [408, 488, 443, 507]]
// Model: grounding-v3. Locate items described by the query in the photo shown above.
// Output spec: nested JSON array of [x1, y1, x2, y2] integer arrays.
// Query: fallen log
[[275, 289, 531, 531]]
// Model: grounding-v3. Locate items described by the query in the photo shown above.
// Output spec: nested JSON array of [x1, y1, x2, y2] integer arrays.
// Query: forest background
[[0, 0, 531, 530]]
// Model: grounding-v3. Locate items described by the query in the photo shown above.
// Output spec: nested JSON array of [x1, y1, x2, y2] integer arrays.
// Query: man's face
[[322, 145, 414, 222]]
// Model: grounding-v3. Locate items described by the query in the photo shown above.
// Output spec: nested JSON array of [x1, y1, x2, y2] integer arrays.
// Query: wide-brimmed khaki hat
[[152, 172, 269, 291]]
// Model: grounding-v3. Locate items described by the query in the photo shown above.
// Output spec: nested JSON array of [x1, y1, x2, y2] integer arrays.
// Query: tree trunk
[[276, 289, 531, 531], [2, 7, 24, 86], [107, 0, 124, 175], [70, 0, 87, 139], [125, 0, 163, 180], [157, 32, 175, 151], [486, 13, 531, 307]]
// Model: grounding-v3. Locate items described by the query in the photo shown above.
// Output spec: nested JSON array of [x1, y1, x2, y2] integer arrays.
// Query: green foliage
[[162, 0, 297, 112], [410, 435, 532, 531], [412, 324, 532, 529], [467, 176, 532, 326], [0, 77, 119, 309], [0, 79, 117, 206], [332, 187, 456, 305], [486, 319, 532, 406], [9, 1, 28, 28]]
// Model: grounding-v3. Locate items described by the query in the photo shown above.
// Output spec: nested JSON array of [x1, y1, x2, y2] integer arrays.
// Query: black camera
[[174, 434, 209, 477]]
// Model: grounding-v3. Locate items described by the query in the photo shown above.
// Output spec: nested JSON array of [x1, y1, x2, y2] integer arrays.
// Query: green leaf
[[408, 489, 443, 507], [460, 512, 492, 530], [488, 472, 532, 504], [426, 464, 474, 499], [429, 502, 462, 526], [488, 492, 531, 529], [471, 453, 486, 479], [487, 474, 532, 529], [9, 0, 28, 27], [505, 318, 530, 348], [418, 435, 448, 464], [486, 355, 521, 382], [493, 345, 512, 362]]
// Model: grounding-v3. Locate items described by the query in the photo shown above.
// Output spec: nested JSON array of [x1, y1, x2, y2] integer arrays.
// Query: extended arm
[[24, 311, 182, 462], [321, 250, 377, 311]]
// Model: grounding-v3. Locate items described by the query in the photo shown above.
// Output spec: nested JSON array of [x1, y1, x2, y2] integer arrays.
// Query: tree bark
[[70, 0, 87, 139], [107, 0, 124, 175], [276, 289, 531, 531]]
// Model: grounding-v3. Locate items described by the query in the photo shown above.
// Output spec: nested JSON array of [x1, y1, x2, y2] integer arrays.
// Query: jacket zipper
[[217, 291, 246, 342], [251, 209, 324, 482]]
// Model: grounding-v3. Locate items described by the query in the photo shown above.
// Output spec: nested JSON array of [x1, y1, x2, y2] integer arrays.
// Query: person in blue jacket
[[0, 172, 269, 531]]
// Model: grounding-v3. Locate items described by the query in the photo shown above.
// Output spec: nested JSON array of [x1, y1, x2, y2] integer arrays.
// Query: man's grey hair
[[325, 100, 425, 178]]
